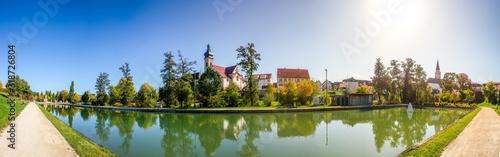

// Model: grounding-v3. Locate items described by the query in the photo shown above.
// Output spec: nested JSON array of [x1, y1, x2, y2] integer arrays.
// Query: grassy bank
[[401, 107, 481, 157], [37, 104, 116, 157], [478, 102, 500, 115], [0, 97, 27, 128]]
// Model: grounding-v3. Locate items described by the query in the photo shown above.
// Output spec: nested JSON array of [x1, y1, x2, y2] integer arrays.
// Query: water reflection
[[46, 106, 471, 157]]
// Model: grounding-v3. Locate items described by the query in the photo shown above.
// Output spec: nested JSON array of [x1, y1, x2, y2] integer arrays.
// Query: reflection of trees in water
[[46, 105, 472, 156], [51, 106, 80, 127], [136, 113, 157, 130], [159, 114, 196, 157], [95, 110, 110, 141], [109, 111, 135, 153], [371, 108, 471, 152], [276, 113, 322, 138], [237, 115, 262, 157], [80, 108, 90, 121]]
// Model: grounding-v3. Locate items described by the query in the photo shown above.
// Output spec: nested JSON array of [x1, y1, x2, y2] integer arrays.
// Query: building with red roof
[[204, 44, 245, 90], [276, 68, 310, 89]]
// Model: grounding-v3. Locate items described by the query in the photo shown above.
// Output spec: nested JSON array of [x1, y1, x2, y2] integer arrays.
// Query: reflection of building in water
[[221, 117, 246, 141]]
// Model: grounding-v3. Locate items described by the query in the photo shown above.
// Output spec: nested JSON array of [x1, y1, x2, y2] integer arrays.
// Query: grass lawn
[[0, 97, 27, 129], [37, 104, 117, 157], [401, 107, 481, 157], [478, 102, 500, 115]]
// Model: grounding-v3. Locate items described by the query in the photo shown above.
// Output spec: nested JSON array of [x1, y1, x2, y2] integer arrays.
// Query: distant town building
[[315, 80, 323, 92], [322, 80, 333, 91], [472, 82, 483, 91], [276, 68, 310, 89], [253, 73, 273, 92], [204, 44, 245, 90], [428, 60, 443, 95], [340, 77, 372, 92]]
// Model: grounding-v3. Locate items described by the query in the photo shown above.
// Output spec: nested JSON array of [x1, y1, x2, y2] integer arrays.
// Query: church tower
[[435, 60, 441, 80], [204, 44, 214, 70]]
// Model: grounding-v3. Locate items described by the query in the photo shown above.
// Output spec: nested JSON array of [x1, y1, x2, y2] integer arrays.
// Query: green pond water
[[45, 105, 471, 157]]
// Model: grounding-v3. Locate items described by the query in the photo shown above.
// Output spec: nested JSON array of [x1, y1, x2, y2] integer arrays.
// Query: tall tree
[[236, 43, 261, 106], [197, 68, 222, 107], [442, 72, 456, 92], [69, 81, 75, 104], [388, 60, 402, 103], [120, 63, 132, 79], [136, 83, 158, 108], [174, 74, 194, 108], [95, 72, 111, 106], [401, 58, 416, 103], [372, 58, 390, 104], [160, 51, 177, 107], [108, 85, 121, 105], [117, 63, 136, 106], [414, 64, 430, 105], [176, 50, 197, 78]]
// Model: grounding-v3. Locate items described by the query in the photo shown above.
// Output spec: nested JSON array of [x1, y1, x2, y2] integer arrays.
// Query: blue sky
[[1, 0, 499, 94]]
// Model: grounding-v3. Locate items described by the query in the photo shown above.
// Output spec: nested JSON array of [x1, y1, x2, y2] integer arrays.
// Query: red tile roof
[[213, 64, 243, 81], [277, 68, 310, 79], [212, 64, 229, 78]]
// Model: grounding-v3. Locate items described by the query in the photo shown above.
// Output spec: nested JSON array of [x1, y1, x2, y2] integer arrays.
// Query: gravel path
[[441, 107, 500, 157], [0, 102, 78, 157]]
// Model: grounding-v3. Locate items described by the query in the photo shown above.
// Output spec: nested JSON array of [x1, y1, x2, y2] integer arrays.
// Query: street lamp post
[[325, 69, 328, 105]]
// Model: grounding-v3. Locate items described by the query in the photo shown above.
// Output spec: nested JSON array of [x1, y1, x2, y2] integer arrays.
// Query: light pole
[[325, 69, 328, 105]]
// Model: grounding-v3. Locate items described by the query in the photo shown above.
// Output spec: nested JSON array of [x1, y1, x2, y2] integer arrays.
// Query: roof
[[225, 65, 237, 75], [427, 78, 442, 88], [212, 64, 229, 78], [427, 78, 441, 84], [212, 64, 244, 81], [253, 73, 272, 80], [277, 68, 310, 79], [342, 77, 372, 86]]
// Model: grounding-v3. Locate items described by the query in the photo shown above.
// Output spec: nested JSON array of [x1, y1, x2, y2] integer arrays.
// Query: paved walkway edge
[[441, 107, 500, 157], [0, 102, 79, 157]]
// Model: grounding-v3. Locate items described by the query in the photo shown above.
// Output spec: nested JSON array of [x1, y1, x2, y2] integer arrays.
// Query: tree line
[[371, 58, 496, 105]]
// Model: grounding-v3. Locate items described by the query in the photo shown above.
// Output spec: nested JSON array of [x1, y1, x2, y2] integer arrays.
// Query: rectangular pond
[[45, 105, 471, 157]]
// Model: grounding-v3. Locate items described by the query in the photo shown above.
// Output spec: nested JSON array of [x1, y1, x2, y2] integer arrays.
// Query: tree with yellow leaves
[[356, 83, 372, 94], [297, 80, 318, 105], [280, 81, 297, 105]]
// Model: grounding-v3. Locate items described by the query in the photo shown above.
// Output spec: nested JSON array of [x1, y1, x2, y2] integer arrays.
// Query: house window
[[237, 77, 239, 81]]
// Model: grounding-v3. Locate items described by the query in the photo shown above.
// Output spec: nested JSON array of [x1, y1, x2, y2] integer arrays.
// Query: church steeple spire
[[435, 60, 441, 80], [204, 44, 214, 70]]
